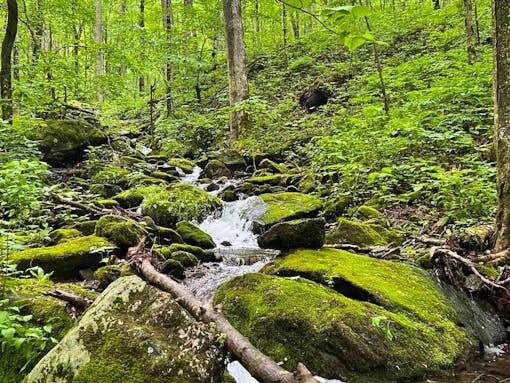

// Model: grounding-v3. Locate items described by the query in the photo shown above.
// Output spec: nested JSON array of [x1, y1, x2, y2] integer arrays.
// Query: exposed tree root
[[128, 238, 319, 383]]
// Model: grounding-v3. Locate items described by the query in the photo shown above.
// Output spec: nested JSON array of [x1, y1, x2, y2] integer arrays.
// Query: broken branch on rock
[[128, 240, 319, 383]]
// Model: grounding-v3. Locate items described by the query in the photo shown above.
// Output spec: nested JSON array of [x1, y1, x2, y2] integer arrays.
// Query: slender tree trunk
[[222, 0, 250, 141], [254, 0, 260, 48], [282, 3, 288, 63], [493, 0, 510, 251], [464, 0, 476, 64], [290, 11, 300, 39], [433, 0, 440, 9], [139, 0, 145, 93], [12, 44, 18, 81], [95, 0, 103, 103], [161, 0, 173, 117], [1, 0, 18, 123], [474, 0, 480, 45]]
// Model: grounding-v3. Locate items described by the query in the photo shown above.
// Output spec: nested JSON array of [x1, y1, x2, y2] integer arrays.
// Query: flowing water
[[179, 167, 510, 383]]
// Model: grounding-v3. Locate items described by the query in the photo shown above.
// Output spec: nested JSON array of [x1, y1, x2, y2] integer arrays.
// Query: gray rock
[[257, 218, 325, 250]]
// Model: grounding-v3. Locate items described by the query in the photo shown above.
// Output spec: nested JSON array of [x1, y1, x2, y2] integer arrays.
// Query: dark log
[[138, 254, 319, 383]]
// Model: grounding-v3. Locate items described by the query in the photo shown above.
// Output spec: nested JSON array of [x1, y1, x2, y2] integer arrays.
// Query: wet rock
[[142, 183, 222, 227], [221, 241, 232, 247], [95, 214, 148, 249], [10, 236, 116, 279], [207, 150, 246, 171], [325, 217, 403, 249], [25, 276, 225, 383], [206, 182, 220, 192], [36, 119, 107, 166], [161, 259, 185, 278], [176, 221, 216, 249], [154, 243, 216, 263], [255, 192, 323, 232], [257, 218, 325, 250], [216, 249, 480, 382], [204, 159, 232, 179]]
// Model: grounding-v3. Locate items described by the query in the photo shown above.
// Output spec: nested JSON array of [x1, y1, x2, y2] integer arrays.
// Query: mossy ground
[[325, 218, 403, 248]]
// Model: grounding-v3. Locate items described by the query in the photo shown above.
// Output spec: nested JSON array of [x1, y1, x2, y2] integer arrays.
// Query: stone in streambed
[[176, 221, 216, 249], [257, 218, 325, 250], [95, 214, 148, 249], [203, 159, 232, 179]]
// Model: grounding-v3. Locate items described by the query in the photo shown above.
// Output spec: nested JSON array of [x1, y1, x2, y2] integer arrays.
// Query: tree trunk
[[494, 0, 510, 251], [433, 0, 440, 9], [161, 0, 173, 117], [282, 3, 288, 63], [290, 11, 300, 39], [139, 0, 145, 93], [95, 0, 103, 103], [464, 0, 476, 65], [222, 0, 250, 141], [1, 0, 18, 123], [139, 257, 319, 383]]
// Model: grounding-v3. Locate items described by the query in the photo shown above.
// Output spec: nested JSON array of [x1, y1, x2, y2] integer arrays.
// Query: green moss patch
[[141, 183, 222, 227], [10, 236, 117, 279], [176, 221, 215, 249], [95, 215, 147, 248], [215, 271, 469, 382], [112, 185, 157, 208], [259, 192, 322, 227]]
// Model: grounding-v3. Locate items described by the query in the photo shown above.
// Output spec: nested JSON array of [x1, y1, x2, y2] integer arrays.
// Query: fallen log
[[134, 248, 319, 383]]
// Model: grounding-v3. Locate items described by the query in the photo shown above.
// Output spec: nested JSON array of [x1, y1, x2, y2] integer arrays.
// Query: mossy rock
[[95, 215, 148, 249], [91, 199, 120, 209], [167, 158, 195, 174], [90, 165, 130, 187], [207, 150, 246, 171], [141, 183, 222, 227], [257, 192, 323, 230], [1, 278, 97, 383], [112, 185, 156, 208], [203, 160, 232, 179], [94, 265, 131, 288], [259, 158, 288, 174], [154, 244, 216, 263], [322, 195, 353, 220], [10, 236, 117, 279], [48, 229, 81, 245], [89, 183, 123, 198], [156, 226, 183, 244], [151, 171, 178, 183], [325, 218, 403, 249], [215, 249, 474, 382], [357, 205, 384, 220], [297, 174, 316, 193], [245, 174, 283, 186], [160, 259, 185, 278], [170, 251, 199, 268], [257, 218, 325, 250], [176, 221, 216, 249], [70, 221, 97, 236], [37, 119, 107, 166], [120, 155, 145, 164], [25, 276, 225, 383], [124, 173, 168, 187]]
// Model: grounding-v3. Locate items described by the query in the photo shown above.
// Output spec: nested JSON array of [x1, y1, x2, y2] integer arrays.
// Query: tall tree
[[493, 0, 510, 251], [222, 0, 250, 141], [464, 0, 476, 65], [161, 0, 173, 117], [139, 0, 145, 93], [95, 0, 103, 103], [1, 0, 19, 123]]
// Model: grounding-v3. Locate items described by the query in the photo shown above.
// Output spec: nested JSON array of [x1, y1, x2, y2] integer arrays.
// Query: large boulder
[[206, 150, 246, 171], [0, 278, 96, 383], [25, 276, 225, 383], [255, 192, 322, 232], [325, 218, 403, 249], [37, 119, 107, 166], [142, 184, 222, 227], [113, 185, 156, 208], [215, 248, 503, 382], [203, 160, 232, 179], [10, 236, 116, 279], [257, 218, 325, 250], [176, 221, 216, 249]]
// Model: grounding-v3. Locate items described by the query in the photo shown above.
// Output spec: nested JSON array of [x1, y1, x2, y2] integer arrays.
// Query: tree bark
[[161, 0, 173, 117], [139, 256, 319, 383], [494, 0, 510, 251], [139, 0, 145, 93], [464, 0, 476, 65], [95, 0, 103, 103], [222, 0, 250, 141], [1, 0, 18, 123]]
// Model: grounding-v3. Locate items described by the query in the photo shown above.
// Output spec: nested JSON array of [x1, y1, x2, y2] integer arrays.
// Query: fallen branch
[[411, 235, 446, 246], [430, 247, 507, 291], [132, 246, 319, 383], [470, 248, 510, 264]]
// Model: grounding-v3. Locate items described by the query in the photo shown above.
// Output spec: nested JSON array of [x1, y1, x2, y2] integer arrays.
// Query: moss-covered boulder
[[176, 221, 216, 249], [207, 150, 246, 171], [167, 158, 195, 174], [91, 199, 120, 209], [258, 158, 288, 174], [215, 249, 480, 382], [10, 236, 117, 279], [25, 276, 225, 383], [257, 218, 325, 250], [357, 205, 384, 220], [325, 218, 402, 249], [70, 221, 97, 236], [90, 165, 130, 187], [48, 229, 81, 245], [154, 243, 216, 263], [257, 192, 323, 231], [94, 264, 131, 288], [203, 160, 232, 179], [37, 119, 107, 166], [89, 183, 123, 198], [112, 185, 155, 208], [245, 174, 283, 186], [142, 184, 222, 227], [322, 195, 353, 220], [157, 226, 184, 244], [1, 278, 96, 383], [95, 215, 148, 249]]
